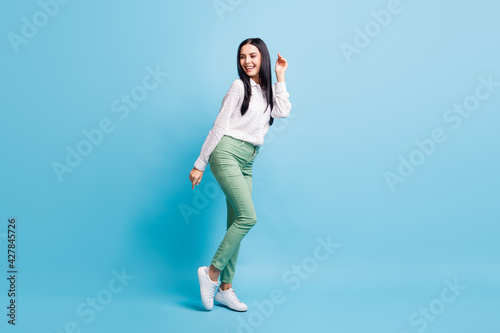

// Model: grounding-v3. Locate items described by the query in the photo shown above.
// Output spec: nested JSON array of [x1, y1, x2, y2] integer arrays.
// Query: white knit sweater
[[194, 77, 291, 171]]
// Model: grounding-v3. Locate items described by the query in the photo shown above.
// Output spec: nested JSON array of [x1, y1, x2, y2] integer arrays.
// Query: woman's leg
[[219, 198, 240, 289], [220, 173, 252, 287]]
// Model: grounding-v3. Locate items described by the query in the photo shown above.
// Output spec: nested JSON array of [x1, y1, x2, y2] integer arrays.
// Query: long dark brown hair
[[236, 38, 274, 126]]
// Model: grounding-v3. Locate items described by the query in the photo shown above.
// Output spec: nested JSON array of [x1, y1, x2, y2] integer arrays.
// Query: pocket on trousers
[[218, 139, 245, 158]]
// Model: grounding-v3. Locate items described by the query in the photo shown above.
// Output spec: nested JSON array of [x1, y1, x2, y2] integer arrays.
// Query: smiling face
[[239, 43, 261, 84]]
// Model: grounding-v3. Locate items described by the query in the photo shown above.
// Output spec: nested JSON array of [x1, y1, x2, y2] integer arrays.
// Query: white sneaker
[[214, 287, 248, 311], [198, 266, 219, 310]]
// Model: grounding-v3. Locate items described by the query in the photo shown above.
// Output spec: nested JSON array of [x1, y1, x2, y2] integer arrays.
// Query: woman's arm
[[270, 52, 291, 118]]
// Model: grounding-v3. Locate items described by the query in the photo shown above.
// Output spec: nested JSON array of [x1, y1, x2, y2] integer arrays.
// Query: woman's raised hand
[[275, 52, 288, 78], [189, 167, 204, 189]]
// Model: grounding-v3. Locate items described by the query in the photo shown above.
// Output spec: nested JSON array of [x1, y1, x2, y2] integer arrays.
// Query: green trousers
[[208, 134, 260, 284]]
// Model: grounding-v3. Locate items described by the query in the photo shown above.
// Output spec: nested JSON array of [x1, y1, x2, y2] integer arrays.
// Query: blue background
[[1, 0, 499, 332]]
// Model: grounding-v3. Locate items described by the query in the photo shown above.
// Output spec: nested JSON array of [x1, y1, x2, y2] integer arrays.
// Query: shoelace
[[228, 288, 242, 303], [209, 284, 218, 298]]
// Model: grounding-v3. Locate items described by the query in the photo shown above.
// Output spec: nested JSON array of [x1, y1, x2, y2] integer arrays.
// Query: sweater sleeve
[[270, 81, 292, 118], [194, 79, 244, 171]]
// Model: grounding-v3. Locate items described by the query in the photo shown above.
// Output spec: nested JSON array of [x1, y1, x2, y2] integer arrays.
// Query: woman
[[188, 37, 291, 312]]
